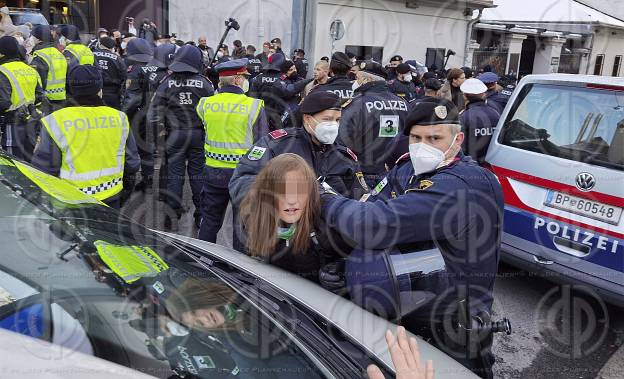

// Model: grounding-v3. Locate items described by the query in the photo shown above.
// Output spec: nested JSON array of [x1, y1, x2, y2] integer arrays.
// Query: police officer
[[386, 54, 403, 80], [30, 25, 67, 113], [87, 28, 109, 50], [145, 43, 176, 201], [230, 90, 369, 209], [309, 52, 354, 104], [321, 98, 503, 378], [122, 38, 154, 194], [459, 78, 500, 165], [338, 61, 408, 185], [478, 72, 508, 114], [197, 58, 269, 243], [249, 53, 311, 131], [388, 63, 418, 102], [93, 36, 127, 109], [0, 36, 45, 161], [292, 48, 308, 79], [32, 65, 140, 209], [59, 25, 95, 69], [147, 45, 215, 229]]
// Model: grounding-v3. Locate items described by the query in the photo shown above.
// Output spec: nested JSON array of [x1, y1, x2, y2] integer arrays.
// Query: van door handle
[[552, 237, 591, 258], [533, 256, 554, 265]]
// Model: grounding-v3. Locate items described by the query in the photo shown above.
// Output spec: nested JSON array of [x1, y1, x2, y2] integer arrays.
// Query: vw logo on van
[[575, 173, 596, 192]]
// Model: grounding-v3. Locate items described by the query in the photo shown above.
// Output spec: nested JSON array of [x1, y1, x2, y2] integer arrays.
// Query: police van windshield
[[9, 12, 48, 26], [499, 83, 624, 171], [0, 157, 326, 379]]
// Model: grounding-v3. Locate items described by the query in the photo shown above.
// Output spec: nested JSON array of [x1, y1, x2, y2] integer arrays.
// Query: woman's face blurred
[[181, 307, 225, 330], [277, 170, 309, 225]]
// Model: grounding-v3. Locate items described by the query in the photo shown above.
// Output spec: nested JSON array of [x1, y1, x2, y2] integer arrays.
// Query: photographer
[[138, 18, 159, 46]]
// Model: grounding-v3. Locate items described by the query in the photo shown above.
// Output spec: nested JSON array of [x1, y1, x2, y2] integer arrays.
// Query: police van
[[485, 74, 624, 304]]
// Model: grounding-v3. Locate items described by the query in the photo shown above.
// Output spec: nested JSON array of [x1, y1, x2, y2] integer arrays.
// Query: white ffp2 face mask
[[403, 74, 413, 82], [311, 118, 340, 145], [241, 78, 250, 93], [352, 80, 360, 92], [409, 135, 458, 176]]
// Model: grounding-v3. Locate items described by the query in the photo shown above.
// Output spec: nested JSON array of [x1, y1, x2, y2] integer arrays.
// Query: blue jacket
[[322, 153, 504, 312], [460, 99, 501, 164]]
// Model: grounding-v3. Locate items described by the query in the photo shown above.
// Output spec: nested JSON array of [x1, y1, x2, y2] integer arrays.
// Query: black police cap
[[424, 78, 442, 91], [390, 55, 403, 62], [331, 51, 352, 68], [359, 60, 387, 79], [299, 91, 342, 115], [404, 98, 460, 135], [396, 63, 411, 75]]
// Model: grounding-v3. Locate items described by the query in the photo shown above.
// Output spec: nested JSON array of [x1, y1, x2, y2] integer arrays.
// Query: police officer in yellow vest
[[30, 25, 68, 113], [196, 58, 269, 243], [32, 65, 140, 209], [59, 25, 95, 69], [0, 36, 45, 161]]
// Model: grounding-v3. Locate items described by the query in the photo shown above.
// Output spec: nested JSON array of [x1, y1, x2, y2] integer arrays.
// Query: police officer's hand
[[319, 260, 345, 294], [367, 326, 434, 379]]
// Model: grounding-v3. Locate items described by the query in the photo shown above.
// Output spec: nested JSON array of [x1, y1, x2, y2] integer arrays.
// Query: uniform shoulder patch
[[269, 129, 288, 140], [248, 146, 267, 161], [395, 152, 410, 166]]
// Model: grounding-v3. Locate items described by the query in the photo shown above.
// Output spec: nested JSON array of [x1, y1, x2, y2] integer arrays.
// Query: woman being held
[[240, 153, 329, 282]]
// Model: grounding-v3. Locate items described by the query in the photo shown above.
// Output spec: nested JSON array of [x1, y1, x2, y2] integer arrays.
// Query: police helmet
[[149, 43, 177, 69], [126, 38, 154, 63], [169, 45, 203, 73]]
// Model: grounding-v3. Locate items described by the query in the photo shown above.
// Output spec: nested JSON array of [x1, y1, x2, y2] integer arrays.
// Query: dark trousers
[[165, 129, 204, 213], [197, 167, 234, 243], [1, 118, 37, 162], [130, 109, 154, 184]]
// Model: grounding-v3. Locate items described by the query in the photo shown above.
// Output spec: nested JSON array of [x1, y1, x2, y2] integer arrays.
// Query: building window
[[345, 46, 384, 63], [612, 55, 622, 77], [425, 48, 446, 71], [593, 54, 605, 75]]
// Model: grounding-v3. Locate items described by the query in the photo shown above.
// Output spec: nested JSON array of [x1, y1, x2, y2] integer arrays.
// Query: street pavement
[[121, 174, 624, 379]]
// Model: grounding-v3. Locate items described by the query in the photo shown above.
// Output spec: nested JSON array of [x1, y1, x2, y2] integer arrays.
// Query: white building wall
[[313, 0, 470, 67], [168, 0, 294, 54], [589, 28, 624, 77]]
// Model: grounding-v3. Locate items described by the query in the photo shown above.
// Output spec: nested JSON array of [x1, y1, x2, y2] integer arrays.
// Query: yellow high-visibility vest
[[196, 92, 263, 169], [0, 61, 40, 112], [65, 43, 95, 65], [40, 106, 130, 201], [32, 46, 68, 101]]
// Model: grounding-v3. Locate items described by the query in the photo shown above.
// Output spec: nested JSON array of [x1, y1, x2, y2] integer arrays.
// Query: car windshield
[[9, 12, 48, 26], [499, 83, 624, 171], [0, 155, 329, 378]]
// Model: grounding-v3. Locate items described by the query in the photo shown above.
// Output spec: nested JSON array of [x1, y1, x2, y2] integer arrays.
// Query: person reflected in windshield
[[239, 154, 335, 282]]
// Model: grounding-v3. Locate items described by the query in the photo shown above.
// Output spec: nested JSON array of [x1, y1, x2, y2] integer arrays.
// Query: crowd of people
[[0, 14, 523, 377]]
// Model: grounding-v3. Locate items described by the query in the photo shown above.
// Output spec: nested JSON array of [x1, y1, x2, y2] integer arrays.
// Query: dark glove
[[319, 260, 346, 294]]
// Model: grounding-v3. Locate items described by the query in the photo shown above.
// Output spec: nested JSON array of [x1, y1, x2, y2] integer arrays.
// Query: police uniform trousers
[[129, 107, 154, 186], [198, 166, 237, 244], [165, 129, 204, 215], [1, 111, 37, 162]]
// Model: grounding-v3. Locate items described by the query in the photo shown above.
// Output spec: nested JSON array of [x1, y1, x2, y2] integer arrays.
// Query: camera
[[225, 18, 240, 31]]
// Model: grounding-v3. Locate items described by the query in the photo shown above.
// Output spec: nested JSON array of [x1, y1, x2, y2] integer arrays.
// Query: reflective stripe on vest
[[0, 61, 39, 111], [94, 240, 169, 283], [65, 44, 95, 65], [197, 93, 263, 169], [33, 47, 67, 101], [41, 107, 129, 201]]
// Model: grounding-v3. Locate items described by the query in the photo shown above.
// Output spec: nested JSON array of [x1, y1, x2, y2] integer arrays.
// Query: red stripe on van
[[491, 165, 624, 239]]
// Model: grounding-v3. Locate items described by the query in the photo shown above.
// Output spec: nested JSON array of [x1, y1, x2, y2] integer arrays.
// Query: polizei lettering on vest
[[63, 116, 121, 131], [209, 102, 250, 114], [365, 100, 408, 113], [168, 79, 204, 88]]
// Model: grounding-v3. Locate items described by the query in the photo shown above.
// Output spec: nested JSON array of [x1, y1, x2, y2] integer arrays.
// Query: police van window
[[499, 83, 624, 171]]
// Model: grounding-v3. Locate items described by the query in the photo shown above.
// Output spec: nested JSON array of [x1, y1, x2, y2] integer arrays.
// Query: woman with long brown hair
[[239, 153, 328, 282]]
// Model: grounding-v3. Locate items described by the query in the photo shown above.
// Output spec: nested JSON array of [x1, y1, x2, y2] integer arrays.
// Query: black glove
[[319, 260, 346, 294]]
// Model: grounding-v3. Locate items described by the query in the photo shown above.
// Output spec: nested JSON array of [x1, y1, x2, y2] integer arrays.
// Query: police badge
[[434, 106, 448, 119]]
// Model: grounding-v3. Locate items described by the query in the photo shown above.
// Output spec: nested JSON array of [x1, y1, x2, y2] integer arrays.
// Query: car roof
[[519, 73, 624, 87], [159, 232, 477, 379], [0, 328, 155, 379]]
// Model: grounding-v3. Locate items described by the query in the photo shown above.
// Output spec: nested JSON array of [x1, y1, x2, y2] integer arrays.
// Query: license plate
[[544, 191, 623, 225]]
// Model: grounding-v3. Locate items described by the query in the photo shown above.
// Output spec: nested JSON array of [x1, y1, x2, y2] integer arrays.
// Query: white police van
[[485, 74, 624, 304]]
